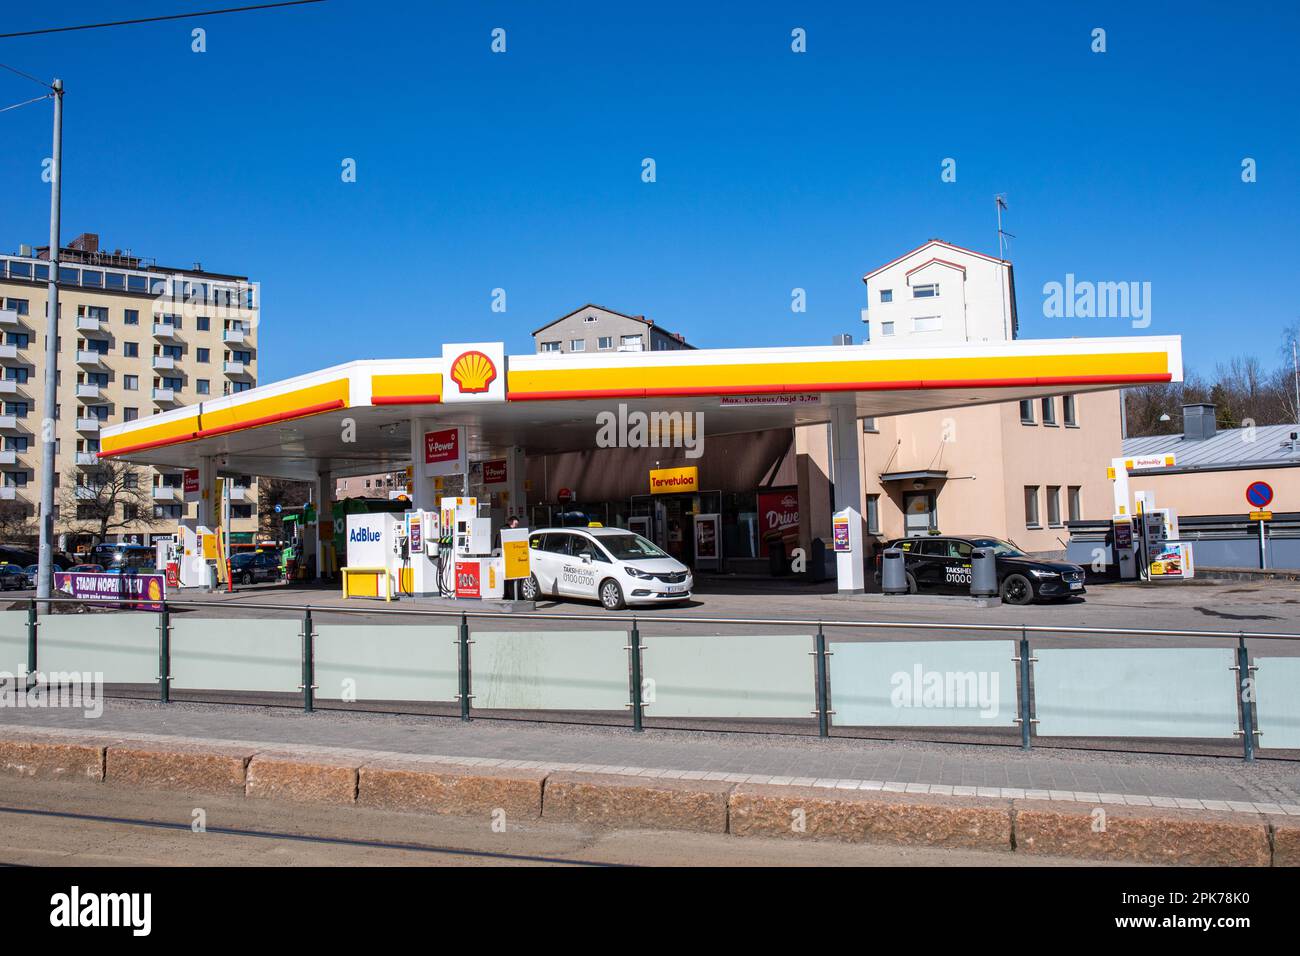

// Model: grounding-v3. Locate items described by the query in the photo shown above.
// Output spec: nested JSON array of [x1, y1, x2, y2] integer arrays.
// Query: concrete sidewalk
[[3, 699, 1298, 809]]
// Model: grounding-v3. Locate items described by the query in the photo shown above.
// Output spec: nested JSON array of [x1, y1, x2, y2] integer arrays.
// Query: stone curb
[[0, 730, 1294, 865]]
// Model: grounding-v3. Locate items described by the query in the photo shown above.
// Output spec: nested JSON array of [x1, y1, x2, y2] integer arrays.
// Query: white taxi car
[[518, 527, 693, 610]]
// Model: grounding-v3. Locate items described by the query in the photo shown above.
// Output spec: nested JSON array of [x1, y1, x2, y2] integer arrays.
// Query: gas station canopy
[[99, 336, 1182, 479]]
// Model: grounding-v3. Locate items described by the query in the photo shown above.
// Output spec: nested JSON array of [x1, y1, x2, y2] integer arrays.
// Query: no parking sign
[[1246, 481, 1274, 510]]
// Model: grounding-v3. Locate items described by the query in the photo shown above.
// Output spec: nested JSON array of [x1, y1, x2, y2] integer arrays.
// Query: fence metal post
[[1237, 635, 1256, 762], [457, 612, 471, 722], [300, 606, 315, 713], [628, 617, 644, 733], [25, 598, 37, 692], [813, 624, 830, 738], [1017, 630, 1033, 751], [157, 601, 171, 704]]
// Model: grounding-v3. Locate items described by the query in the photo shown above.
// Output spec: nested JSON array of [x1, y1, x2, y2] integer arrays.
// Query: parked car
[[22, 564, 38, 587], [229, 550, 280, 585], [0, 563, 30, 590], [519, 527, 692, 610], [66, 563, 105, 574], [874, 535, 1087, 605]]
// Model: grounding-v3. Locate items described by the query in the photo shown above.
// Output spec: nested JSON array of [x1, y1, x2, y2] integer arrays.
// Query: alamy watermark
[[0, 671, 104, 718], [890, 666, 1000, 719], [1042, 274, 1151, 328], [596, 403, 704, 459]]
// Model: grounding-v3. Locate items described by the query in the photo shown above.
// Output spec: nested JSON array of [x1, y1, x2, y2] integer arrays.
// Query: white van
[[519, 527, 693, 610]]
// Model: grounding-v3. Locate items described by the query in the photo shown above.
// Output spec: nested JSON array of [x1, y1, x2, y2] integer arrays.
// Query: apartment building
[[0, 232, 260, 548], [532, 304, 693, 354]]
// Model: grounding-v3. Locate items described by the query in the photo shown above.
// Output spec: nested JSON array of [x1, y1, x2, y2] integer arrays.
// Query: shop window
[[1024, 486, 1040, 528]]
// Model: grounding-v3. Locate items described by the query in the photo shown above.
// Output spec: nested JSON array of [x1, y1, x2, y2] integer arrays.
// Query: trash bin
[[808, 538, 827, 582], [970, 546, 998, 597], [881, 547, 907, 595]]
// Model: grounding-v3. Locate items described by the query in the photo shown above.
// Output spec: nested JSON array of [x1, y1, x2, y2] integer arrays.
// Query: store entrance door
[[903, 491, 937, 536], [631, 491, 722, 567]]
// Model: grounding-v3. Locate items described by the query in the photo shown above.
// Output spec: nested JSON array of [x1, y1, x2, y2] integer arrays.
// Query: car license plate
[[665, 585, 686, 593], [1069, 581, 1082, 590]]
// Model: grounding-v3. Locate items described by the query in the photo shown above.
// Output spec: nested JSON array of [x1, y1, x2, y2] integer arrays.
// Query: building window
[[879, 289, 893, 303], [1046, 486, 1061, 527], [197, 316, 211, 331], [5, 402, 28, 418], [1063, 394, 1078, 427], [1019, 400, 1035, 424], [620, 334, 643, 350], [123, 408, 138, 422], [124, 375, 138, 391], [124, 309, 139, 325], [4, 298, 29, 316], [197, 347, 210, 363], [570, 339, 586, 352], [197, 379, 210, 395], [880, 321, 895, 336], [912, 283, 939, 298], [1068, 485, 1082, 523], [232, 381, 252, 393], [866, 494, 880, 535], [583, 314, 598, 323], [5, 367, 28, 384], [6, 332, 29, 349], [862, 417, 878, 433], [124, 342, 139, 358], [912, 316, 942, 332], [123, 503, 139, 521], [541, 341, 561, 353], [1042, 396, 1056, 425], [597, 336, 613, 350], [1024, 486, 1040, 528]]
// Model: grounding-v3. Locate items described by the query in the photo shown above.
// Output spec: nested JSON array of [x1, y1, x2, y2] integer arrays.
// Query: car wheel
[[905, 572, 918, 595], [241, 571, 254, 585], [1001, 573, 1034, 606], [518, 573, 540, 601], [599, 578, 626, 611]]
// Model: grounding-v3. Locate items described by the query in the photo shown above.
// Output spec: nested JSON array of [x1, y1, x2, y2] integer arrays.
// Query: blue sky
[[1, 0, 1297, 381]]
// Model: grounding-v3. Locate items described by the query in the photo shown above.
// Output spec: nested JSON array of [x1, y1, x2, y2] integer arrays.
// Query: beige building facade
[[0, 232, 261, 548]]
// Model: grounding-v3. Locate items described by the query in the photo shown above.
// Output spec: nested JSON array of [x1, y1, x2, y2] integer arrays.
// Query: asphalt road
[[0, 777, 1124, 867]]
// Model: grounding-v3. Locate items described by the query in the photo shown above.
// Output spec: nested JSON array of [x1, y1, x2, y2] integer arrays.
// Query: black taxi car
[[874, 535, 1087, 605]]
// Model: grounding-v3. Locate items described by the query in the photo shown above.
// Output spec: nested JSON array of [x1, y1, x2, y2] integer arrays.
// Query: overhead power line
[[0, 92, 52, 113], [0, 59, 53, 89], [0, 1, 327, 39]]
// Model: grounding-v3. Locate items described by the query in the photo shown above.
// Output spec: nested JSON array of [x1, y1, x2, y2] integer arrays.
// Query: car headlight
[[624, 566, 653, 579], [1029, 569, 1059, 578]]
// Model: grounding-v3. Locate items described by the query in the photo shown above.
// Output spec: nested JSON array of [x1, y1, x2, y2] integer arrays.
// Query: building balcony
[[152, 387, 177, 403], [76, 349, 106, 366], [222, 327, 248, 344], [151, 486, 177, 501], [75, 316, 106, 333], [0, 415, 18, 431], [0, 309, 18, 326], [0, 487, 15, 501], [152, 355, 175, 370], [223, 360, 251, 376], [0, 344, 17, 361], [75, 452, 99, 466], [228, 484, 248, 501], [0, 381, 16, 396], [74, 483, 100, 498], [75, 417, 101, 433], [153, 322, 181, 339], [75, 383, 100, 400], [0, 450, 15, 466]]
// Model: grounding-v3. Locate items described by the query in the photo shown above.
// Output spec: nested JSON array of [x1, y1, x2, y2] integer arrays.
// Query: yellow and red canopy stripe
[[370, 372, 443, 405], [507, 351, 1172, 400], [100, 378, 350, 457]]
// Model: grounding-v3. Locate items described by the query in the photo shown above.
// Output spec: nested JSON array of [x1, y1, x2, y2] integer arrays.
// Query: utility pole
[[36, 78, 63, 605], [994, 194, 1014, 339]]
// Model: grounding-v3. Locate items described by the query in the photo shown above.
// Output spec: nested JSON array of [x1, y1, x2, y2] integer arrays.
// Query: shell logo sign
[[441, 342, 505, 403], [449, 350, 498, 394]]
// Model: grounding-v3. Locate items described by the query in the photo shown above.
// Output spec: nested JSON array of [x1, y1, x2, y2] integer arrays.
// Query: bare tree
[[59, 460, 166, 545], [0, 501, 35, 545], [258, 477, 311, 539]]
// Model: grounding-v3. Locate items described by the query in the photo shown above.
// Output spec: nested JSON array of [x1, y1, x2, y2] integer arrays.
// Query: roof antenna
[[994, 194, 1015, 338]]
